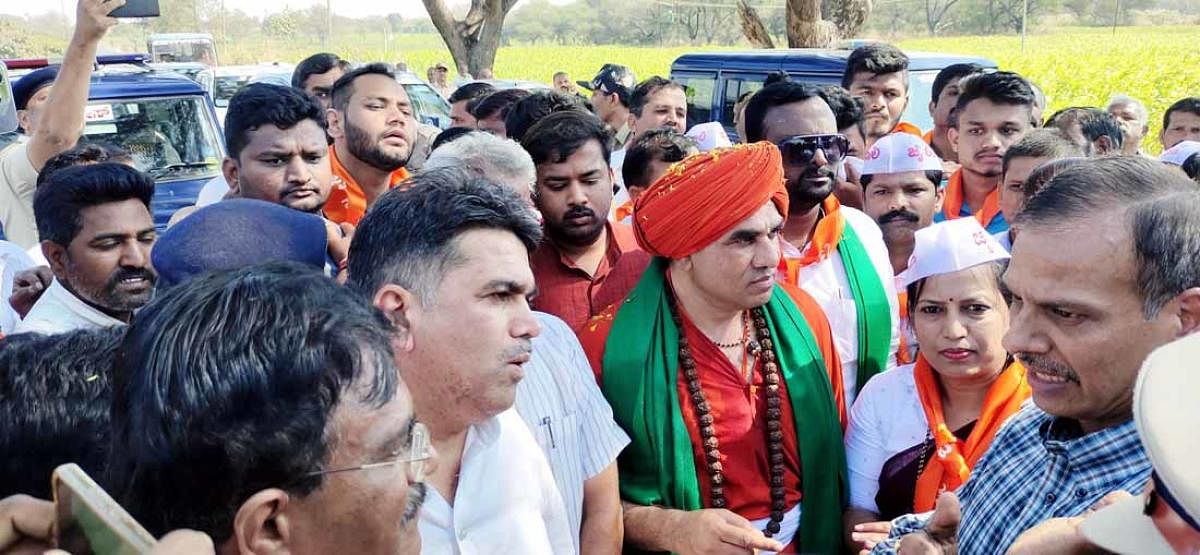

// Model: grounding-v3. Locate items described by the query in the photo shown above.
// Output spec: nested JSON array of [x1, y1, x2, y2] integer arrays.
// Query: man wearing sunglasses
[[745, 80, 900, 411], [107, 263, 428, 555]]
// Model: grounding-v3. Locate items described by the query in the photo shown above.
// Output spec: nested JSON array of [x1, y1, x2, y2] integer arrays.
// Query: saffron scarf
[[782, 196, 893, 390], [600, 258, 846, 553], [912, 354, 1031, 512], [941, 168, 1001, 229]]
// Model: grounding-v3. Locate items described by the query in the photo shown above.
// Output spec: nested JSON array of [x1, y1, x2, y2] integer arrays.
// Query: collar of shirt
[[19, 279, 125, 333], [1038, 413, 1141, 471], [540, 221, 629, 279]]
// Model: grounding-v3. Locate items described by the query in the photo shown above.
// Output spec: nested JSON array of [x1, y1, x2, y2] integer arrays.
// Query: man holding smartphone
[[1, 0, 121, 250]]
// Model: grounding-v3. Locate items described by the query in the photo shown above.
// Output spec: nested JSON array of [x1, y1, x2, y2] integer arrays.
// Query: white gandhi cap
[[1080, 333, 1200, 554], [862, 132, 944, 176], [896, 218, 1010, 289]]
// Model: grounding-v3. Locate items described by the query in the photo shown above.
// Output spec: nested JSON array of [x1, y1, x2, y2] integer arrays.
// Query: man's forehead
[[351, 74, 408, 100], [77, 200, 153, 234], [764, 99, 836, 138], [867, 171, 935, 188], [852, 71, 907, 89], [1006, 221, 1134, 299], [246, 121, 327, 149], [959, 99, 1031, 124]]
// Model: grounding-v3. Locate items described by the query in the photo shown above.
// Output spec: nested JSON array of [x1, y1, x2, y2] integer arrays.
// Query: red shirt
[[529, 222, 651, 330]]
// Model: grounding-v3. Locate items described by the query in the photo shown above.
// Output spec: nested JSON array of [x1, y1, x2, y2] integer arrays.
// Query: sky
[[0, 0, 441, 20]]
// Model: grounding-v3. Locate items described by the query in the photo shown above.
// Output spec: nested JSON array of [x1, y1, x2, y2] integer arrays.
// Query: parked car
[[670, 49, 997, 141], [397, 71, 453, 129], [3, 54, 226, 228]]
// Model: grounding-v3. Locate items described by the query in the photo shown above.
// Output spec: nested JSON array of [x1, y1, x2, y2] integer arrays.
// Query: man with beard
[[859, 133, 945, 364], [842, 44, 922, 148], [577, 142, 846, 554], [935, 71, 1037, 235], [878, 157, 1200, 555], [745, 80, 899, 408], [348, 170, 573, 553], [16, 164, 157, 335], [324, 63, 414, 226], [108, 263, 427, 555], [523, 111, 652, 330]]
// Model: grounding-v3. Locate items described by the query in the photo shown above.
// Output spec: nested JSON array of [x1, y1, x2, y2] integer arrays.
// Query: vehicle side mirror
[[0, 65, 18, 134]]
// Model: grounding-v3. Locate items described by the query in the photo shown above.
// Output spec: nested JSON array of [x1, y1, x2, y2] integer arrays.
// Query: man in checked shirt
[[872, 157, 1200, 554]]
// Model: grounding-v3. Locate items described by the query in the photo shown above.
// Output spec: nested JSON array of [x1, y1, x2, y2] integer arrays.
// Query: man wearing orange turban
[[578, 142, 848, 554]]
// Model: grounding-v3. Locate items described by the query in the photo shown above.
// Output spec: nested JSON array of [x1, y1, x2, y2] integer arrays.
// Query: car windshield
[[150, 41, 217, 67], [82, 95, 222, 181], [403, 83, 451, 128], [214, 74, 251, 106]]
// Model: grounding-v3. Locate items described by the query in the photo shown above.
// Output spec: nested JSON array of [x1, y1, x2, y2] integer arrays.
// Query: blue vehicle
[[3, 54, 225, 228], [670, 49, 997, 141]]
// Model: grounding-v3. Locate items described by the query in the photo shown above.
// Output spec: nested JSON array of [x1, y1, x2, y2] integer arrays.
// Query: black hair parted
[[743, 80, 825, 143], [628, 76, 685, 118], [841, 43, 910, 89], [224, 83, 327, 158], [520, 110, 613, 166], [291, 52, 351, 90], [34, 163, 155, 246]]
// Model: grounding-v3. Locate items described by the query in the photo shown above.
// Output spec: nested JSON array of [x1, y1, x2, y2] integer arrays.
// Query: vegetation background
[[3, 0, 1197, 152]]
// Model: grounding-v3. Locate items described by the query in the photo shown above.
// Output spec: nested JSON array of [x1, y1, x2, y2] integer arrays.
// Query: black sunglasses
[[774, 134, 850, 168]]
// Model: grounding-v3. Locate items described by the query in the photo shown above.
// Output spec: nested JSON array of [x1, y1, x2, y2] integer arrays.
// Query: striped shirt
[[871, 401, 1151, 555], [514, 312, 631, 552]]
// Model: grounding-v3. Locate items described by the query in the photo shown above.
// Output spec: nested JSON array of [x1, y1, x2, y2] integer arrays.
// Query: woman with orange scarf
[[843, 218, 1031, 554]]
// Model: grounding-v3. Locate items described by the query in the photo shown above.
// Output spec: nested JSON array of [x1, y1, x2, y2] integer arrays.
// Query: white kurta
[[14, 279, 125, 335]]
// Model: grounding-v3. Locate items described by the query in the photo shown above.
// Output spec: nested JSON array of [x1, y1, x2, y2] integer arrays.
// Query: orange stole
[[779, 195, 845, 283], [894, 122, 924, 137], [325, 146, 410, 226], [941, 168, 1000, 228]]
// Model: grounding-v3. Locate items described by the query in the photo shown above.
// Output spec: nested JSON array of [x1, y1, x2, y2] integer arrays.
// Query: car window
[[82, 95, 222, 182], [403, 83, 451, 128], [675, 74, 716, 131], [721, 77, 765, 139], [213, 75, 249, 107]]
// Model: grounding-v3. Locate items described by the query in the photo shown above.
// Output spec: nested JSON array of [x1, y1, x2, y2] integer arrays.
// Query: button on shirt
[[529, 222, 651, 330], [0, 142, 40, 249], [15, 279, 126, 335], [871, 402, 1151, 555], [418, 409, 575, 555], [781, 206, 899, 406], [515, 312, 630, 552]]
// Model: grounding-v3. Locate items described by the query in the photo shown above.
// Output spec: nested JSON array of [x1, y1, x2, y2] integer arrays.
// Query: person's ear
[[373, 283, 419, 352], [934, 185, 946, 213], [326, 108, 345, 141], [42, 240, 69, 281], [948, 127, 960, 154], [222, 157, 241, 196], [928, 99, 937, 119], [15, 109, 32, 133], [231, 489, 291, 555], [1172, 287, 1200, 336]]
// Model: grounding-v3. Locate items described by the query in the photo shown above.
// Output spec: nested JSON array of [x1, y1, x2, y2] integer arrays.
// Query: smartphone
[[108, 0, 160, 18], [52, 463, 157, 555], [0, 64, 17, 135]]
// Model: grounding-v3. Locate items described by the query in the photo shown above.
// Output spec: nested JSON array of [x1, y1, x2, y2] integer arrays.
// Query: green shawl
[[837, 222, 893, 391], [600, 258, 846, 553]]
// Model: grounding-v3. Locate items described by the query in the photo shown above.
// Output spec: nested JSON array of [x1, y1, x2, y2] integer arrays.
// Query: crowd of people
[[2, 0, 1200, 554]]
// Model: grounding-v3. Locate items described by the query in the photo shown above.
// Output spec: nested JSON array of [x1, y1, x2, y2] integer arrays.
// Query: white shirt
[[418, 409, 575, 555], [608, 148, 629, 221], [844, 363, 927, 514], [515, 313, 630, 552], [781, 206, 899, 406], [0, 240, 35, 334], [196, 175, 229, 208], [0, 142, 40, 249], [13, 279, 125, 335]]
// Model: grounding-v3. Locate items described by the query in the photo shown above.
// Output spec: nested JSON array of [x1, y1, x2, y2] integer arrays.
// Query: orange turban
[[633, 141, 788, 259]]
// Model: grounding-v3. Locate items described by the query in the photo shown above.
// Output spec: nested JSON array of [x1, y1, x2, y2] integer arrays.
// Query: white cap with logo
[[1079, 333, 1200, 554], [862, 132, 944, 176], [896, 218, 1010, 289]]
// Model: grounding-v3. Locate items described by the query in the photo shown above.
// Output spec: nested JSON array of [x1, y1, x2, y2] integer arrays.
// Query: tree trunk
[[422, 0, 519, 77], [736, 0, 776, 48], [829, 0, 873, 39], [787, 0, 836, 47]]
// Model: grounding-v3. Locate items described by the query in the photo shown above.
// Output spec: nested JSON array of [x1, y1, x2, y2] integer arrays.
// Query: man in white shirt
[[349, 169, 575, 554], [2, 0, 121, 249], [16, 163, 157, 335], [0, 240, 35, 335], [425, 133, 630, 553], [744, 80, 900, 408]]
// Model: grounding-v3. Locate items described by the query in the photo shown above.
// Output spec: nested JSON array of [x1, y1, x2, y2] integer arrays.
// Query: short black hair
[[763, 71, 791, 88], [931, 63, 984, 104], [108, 262, 399, 540], [1016, 156, 1200, 318], [504, 91, 588, 143], [1002, 128, 1085, 176], [743, 81, 825, 143], [628, 76, 685, 118], [348, 168, 542, 301], [330, 62, 396, 112], [291, 52, 351, 89], [1020, 156, 1087, 198], [1078, 109, 1124, 151], [34, 163, 155, 246], [521, 110, 613, 166], [471, 88, 531, 121], [818, 85, 866, 134], [0, 328, 122, 499], [448, 82, 497, 106], [36, 142, 133, 187], [952, 71, 1036, 128], [1163, 97, 1200, 130], [841, 43, 910, 89], [430, 127, 479, 152], [224, 83, 327, 158], [622, 128, 698, 189]]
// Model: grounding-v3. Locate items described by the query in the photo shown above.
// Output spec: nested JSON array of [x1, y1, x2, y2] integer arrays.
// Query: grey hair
[[1015, 156, 1200, 318], [424, 132, 536, 195], [1106, 94, 1149, 122]]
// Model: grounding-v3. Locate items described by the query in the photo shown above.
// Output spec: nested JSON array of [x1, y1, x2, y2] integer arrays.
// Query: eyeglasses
[[305, 422, 433, 483], [774, 134, 849, 168]]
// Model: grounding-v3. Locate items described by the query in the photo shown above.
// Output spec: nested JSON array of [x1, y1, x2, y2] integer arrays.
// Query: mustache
[[803, 164, 836, 180], [1017, 353, 1080, 383], [879, 209, 920, 225], [501, 341, 533, 362], [401, 482, 427, 525], [106, 267, 157, 288], [562, 206, 596, 220]]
